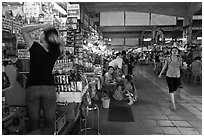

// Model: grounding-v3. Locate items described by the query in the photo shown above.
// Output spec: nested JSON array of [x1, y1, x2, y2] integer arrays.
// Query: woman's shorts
[[166, 76, 180, 93]]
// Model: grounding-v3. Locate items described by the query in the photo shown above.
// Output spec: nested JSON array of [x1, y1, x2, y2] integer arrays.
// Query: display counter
[[2, 62, 104, 135], [2, 62, 83, 135]]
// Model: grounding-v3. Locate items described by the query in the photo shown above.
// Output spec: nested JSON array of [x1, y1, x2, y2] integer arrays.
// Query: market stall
[[2, 2, 108, 135]]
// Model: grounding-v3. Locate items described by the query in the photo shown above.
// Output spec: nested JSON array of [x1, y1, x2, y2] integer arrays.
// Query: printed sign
[[67, 4, 80, 19], [18, 49, 30, 59]]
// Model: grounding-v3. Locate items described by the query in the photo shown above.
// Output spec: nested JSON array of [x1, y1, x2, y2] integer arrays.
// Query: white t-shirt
[[109, 57, 123, 69]]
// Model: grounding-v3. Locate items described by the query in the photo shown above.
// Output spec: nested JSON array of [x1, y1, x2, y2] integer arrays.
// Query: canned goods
[[57, 76, 60, 84], [61, 85, 64, 92], [64, 85, 67, 92], [58, 85, 60, 92], [74, 82, 77, 92], [64, 75, 66, 84], [59, 76, 62, 84], [68, 85, 71, 92], [67, 85, 70, 92], [62, 75, 65, 84], [65, 75, 69, 84]]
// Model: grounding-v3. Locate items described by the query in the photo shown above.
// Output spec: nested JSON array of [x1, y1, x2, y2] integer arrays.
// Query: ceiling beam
[[187, 3, 202, 16], [100, 26, 201, 34], [78, 2, 200, 17], [100, 26, 178, 33], [103, 31, 183, 38], [103, 33, 141, 38], [100, 26, 152, 32]]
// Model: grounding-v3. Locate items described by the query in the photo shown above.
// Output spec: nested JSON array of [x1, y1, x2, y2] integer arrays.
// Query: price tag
[[18, 49, 30, 59]]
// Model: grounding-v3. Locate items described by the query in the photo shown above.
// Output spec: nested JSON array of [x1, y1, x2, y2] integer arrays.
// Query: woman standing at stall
[[158, 47, 182, 111], [21, 23, 64, 134]]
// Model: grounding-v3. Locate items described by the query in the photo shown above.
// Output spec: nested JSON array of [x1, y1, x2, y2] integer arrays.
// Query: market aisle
[[131, 64, 202, 135], [71, 64, 202, 135]]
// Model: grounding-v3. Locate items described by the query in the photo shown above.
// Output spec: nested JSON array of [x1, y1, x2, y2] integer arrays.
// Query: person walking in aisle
[[158, 46, 182, 111], [121, 50, 129, 75], [128, 53, 135, 75], [21, 23, 64, 134], [109, 52, 123, 78]]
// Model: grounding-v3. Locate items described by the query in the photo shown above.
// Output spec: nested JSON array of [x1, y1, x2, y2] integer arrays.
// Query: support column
[[152, 26, 157, 45], [183, 2, 201, 46], [123, 38, 126, 50], [183, 15, 193, 46], [139, 30, 145, 45]]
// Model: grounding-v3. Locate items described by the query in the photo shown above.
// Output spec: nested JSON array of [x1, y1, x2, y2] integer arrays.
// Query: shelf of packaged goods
[[3, 17, 23, 33], [53, 73, 69, 76], [2, 25, 12, 30], [2, 28, 12, 33], [59, 29, 67, 31], [83, 72, 95, 77], [83, 72, 95, 75]]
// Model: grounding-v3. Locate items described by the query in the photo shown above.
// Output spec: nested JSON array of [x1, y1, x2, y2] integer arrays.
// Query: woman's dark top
[[26, 41, 60, 88]]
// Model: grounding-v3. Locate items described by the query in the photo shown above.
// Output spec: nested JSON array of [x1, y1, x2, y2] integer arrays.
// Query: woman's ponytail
[[44, 28, 60, 55]]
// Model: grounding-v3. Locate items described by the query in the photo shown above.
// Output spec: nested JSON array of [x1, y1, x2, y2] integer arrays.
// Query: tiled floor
[[72, 64, 202, 135]]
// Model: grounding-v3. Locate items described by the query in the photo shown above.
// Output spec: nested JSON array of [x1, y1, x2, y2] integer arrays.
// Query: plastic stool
[[79, 104, 100, 135], [192, 74, 202, 84], [182, 70, 191, 81]]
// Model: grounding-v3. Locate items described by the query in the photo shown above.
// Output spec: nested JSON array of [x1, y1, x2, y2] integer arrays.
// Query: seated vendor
[[103, 66, 117, 96], [124, 75, 136, 105], [191, 56, 202, 75]]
